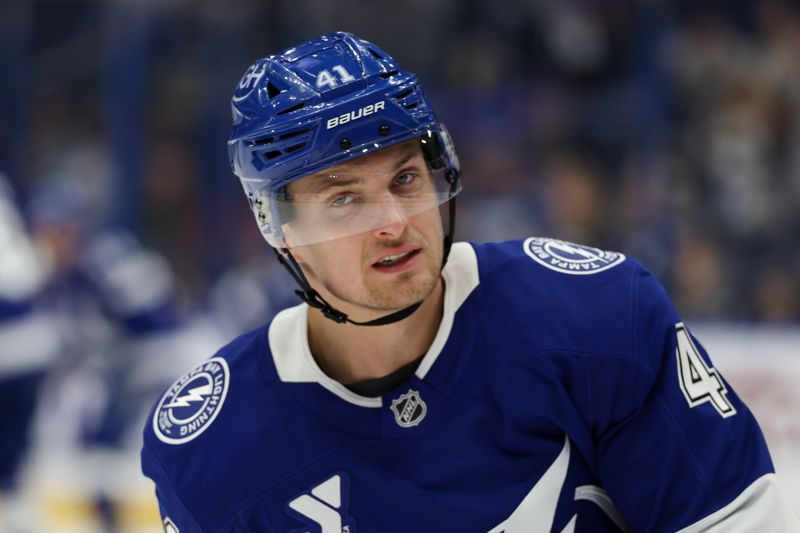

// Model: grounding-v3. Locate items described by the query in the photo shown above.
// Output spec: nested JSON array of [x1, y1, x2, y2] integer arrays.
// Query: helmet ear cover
[[421, 130, 446, 169], [419, 124, 461, 185]]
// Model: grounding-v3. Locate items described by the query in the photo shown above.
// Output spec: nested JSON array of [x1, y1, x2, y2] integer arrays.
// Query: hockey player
[[26, 175, 222, 530], [141, 32, 799, 532], [0, 175, 61, 532]]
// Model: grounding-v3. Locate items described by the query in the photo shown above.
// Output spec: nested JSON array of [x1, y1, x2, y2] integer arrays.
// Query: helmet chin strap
[[273, 196, 456, 327]]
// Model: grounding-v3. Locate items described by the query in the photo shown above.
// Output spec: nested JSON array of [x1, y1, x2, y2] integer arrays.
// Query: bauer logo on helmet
[[327, 101, 386, 130]]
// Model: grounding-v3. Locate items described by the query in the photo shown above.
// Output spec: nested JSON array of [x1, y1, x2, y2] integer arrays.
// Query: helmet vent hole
[[264, 150, 281, 160], [267, 81, 281, 99], [252, 136, 275, 146], [367, 47, 384, 59], [279, 128, 311, 140], [380, 70, 398, 79], [393, 88, 414, 100], [285, 143, 306, 154], [276, 103, 305, 116], [404, 102, 418, 110]]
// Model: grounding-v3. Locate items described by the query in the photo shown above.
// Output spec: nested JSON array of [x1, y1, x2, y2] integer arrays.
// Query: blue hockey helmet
[[228, 32, 460, 248]]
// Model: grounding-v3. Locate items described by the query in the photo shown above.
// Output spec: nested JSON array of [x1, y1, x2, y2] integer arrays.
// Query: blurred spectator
[[672, 229, 730, 319], [541, 150, 611, 246], [667, 3, 800, 320], [142, 137, 205, 299], [751, 266, 800, 322]]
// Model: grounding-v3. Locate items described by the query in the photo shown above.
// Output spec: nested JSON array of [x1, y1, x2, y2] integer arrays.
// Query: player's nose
[[370, 194, 409, 239]]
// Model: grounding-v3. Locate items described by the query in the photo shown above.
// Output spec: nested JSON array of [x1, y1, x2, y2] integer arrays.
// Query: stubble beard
[[307, 209, 446, 314], [326, 250, 441, 312], [364, 261, 440, 311]]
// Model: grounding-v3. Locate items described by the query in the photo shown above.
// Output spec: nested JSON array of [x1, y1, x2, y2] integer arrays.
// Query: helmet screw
[[254, 197, 263, 208], [340, 138, 351, 150], [258, 212, 266, 221], [378, 124, 390, 136]]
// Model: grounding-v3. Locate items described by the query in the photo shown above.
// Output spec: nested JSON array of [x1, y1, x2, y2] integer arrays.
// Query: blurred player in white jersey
[[0, 175, 61, 532]]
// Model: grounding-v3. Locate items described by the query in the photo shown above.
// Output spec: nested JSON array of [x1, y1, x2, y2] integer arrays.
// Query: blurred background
[[0, 0, 798, 531]]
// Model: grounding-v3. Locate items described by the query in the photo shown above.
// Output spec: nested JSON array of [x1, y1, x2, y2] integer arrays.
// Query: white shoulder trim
[[676, 473, 800, 532], [268, 241, 480, 407], [269, 303, 380, 408], [416, 241, 479, 378]]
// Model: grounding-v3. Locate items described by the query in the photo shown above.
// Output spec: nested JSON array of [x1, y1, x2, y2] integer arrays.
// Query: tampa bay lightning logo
[[153, 357, 230, 445], [523, 237, 625, 275]]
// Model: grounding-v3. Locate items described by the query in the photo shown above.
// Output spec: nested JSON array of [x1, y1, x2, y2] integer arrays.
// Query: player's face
[[286, 141, 445, 312]]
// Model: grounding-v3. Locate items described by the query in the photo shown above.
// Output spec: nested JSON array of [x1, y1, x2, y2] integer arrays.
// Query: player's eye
[[329, 193, 356, 208], [392, 171, 417, 187]]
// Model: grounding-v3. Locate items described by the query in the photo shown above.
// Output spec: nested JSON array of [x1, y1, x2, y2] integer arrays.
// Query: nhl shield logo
[[390, 389, 427, 428]]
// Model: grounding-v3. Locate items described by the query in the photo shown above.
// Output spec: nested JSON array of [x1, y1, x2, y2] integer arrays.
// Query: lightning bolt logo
[[164, 383, 213, 409], [523, 237, 626, 276], [550, 241, 606, 262], [153, 357, 231, 445]]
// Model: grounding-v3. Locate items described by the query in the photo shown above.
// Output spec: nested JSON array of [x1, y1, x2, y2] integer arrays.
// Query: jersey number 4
[[675, 323, 736, 418]]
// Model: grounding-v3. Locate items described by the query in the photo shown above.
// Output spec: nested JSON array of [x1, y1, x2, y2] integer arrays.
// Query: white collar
[[267, 241, 480, 407]]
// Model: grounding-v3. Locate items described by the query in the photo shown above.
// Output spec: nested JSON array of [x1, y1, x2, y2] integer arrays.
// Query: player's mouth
[[371, 246, 422, 273]]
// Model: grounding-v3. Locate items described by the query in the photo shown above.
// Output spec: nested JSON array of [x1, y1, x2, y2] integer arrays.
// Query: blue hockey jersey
[[141, 238, 797, 532]]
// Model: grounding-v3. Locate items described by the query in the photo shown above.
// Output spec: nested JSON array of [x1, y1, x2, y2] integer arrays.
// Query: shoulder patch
[[523, 237, 625, 275], [153, 357, 230, 445]]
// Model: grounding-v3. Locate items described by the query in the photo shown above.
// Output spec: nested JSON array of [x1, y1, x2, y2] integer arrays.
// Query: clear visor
[[267, 165, 459, 247]]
